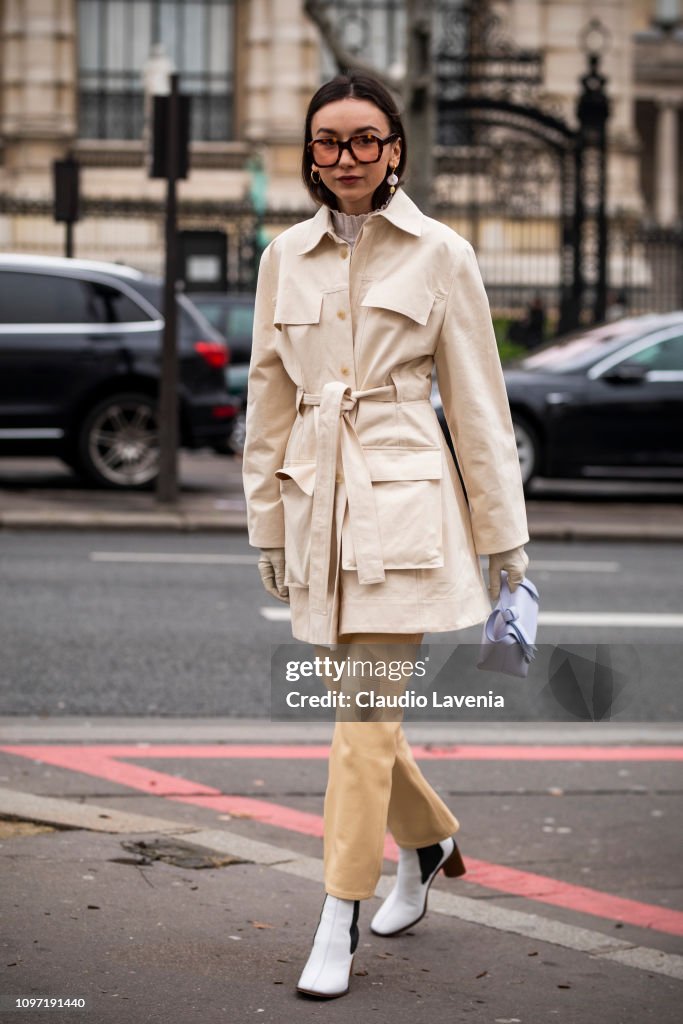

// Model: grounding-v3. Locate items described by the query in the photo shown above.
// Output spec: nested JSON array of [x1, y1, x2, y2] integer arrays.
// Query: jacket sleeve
[[434, 241, 529, 555], [242, 239, 298, 548]]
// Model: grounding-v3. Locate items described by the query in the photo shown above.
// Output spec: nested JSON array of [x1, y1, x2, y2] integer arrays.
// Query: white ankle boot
[[370, 835, 466, 937], [296, 894, 360, 998]]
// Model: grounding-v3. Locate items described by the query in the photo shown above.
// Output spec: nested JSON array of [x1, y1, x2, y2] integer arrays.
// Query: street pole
[[404, 0, 434, 216], [156, 72, 180, 505], [53, 155, 80, 258]]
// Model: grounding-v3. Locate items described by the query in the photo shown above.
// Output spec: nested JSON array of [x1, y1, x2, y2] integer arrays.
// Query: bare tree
[[303, 0, 435, 214]]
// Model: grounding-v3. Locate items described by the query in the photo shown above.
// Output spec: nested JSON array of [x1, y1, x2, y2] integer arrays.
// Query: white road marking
[[89, 552, 256, 565], [539, 611, 683, 627], [526, 560, 620, 572], [260, 608, 683, 628], [260, 607, 293, 621]]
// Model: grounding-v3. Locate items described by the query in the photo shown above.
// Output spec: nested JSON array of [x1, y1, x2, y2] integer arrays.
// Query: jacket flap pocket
[[341, 448, 444, 572], [275, 462, 316, 496], [273, 290, 323, 328], [363, 447, 443, 482], [361, 281, 437, 326]]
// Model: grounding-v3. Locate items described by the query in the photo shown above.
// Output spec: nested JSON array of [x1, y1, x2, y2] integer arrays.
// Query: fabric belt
[[295, 380, 430, 617]]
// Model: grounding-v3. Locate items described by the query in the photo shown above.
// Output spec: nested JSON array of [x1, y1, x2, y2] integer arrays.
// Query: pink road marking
[[2, 746, 330, 839], [2, 744, 682, 761], [2, 743, 682, 937]]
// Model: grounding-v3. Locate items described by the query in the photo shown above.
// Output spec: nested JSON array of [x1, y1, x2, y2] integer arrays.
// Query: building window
[[320, 0, 407, 80], [318, 1, 469, 144], [77, 0, 235, 141]]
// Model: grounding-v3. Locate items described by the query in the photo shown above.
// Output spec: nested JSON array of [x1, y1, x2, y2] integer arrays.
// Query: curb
[[0, 786, 199, 836], [2, 717, 682, 743], [0, 511, 248, 531], [526, 522, 683, 543], [1, 510, 682, 541]]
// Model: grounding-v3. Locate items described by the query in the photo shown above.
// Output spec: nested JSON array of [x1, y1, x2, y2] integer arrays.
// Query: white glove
[[258, 548, 290, 604], [487, 546, 529, 602]]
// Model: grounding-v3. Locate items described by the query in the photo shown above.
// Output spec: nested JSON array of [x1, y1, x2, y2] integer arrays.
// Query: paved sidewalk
[[0, 455, 247, 532], [1, 719, 681, 1023], [1, 454, 682, 539]]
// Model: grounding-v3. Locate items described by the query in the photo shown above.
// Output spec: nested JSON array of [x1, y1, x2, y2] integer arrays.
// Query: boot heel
[[442, 839, 466, 878]]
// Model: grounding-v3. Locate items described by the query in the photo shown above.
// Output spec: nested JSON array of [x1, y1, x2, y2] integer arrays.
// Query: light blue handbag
[[477, 570, 540, 678]]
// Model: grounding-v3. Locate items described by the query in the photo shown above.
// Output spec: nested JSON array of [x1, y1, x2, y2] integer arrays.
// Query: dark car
[[432, 312, 683, 490], [189, 291, 254, 365], [190, 291, 254, 455], [0, 255, 236, 488]]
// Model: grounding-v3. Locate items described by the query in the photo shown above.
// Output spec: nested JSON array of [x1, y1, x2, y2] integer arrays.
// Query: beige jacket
[[242, 186, 529, 646]]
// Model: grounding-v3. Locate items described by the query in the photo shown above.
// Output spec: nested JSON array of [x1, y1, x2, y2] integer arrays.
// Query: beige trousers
[[315, 632, 460, 901]]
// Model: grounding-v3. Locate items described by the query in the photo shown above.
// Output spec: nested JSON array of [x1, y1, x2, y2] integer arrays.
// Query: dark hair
[[301, 71, 407, 211]]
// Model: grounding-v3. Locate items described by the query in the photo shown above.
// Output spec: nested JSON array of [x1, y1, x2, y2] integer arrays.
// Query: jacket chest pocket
[[274, 462, 316, 587], [360, 279, 438, 327], [341, 448, 444, 572], [273, 290, 323, 335]]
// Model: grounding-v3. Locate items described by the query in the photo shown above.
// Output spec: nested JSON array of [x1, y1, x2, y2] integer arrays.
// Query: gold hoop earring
[[311, 168, 321, 184]]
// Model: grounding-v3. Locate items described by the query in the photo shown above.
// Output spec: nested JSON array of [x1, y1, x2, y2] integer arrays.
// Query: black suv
[[0, 255, 235, 488], [190, 291, 254, 455]]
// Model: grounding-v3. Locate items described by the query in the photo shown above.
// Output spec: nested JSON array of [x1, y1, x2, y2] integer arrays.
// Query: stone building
[[0, 1, 681, 313]]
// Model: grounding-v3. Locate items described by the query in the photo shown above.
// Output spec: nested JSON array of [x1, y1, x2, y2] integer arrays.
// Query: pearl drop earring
[[387, 164, 398, 193]]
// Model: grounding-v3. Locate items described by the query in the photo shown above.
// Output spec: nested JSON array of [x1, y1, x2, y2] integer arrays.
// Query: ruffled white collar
[[330, 208, 372, 247]]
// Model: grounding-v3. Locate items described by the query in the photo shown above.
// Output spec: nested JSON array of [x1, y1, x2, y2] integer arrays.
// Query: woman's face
[[310, 98, 402, 215]]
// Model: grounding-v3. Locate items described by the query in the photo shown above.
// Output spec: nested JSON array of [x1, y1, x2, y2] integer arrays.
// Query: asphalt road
[[1, 531, 681, 718], [1, 526, 681, 1023]]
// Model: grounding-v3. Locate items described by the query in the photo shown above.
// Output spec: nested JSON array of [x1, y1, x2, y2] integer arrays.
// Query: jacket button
[[340, 366, 350, 376], [337, 310, 346, 320], [340, 248, 349, 259], [335, 472, 344, 483]]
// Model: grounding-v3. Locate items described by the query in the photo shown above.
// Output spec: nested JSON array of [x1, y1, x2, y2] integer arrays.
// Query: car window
[[178, 294, 218, 336], [227, 304, 254, 337], [193, 300, 254, 339], [626, 334, 683, 372], [517, 315, 666, 373], [0, 271, 152, 324], [193, 301, 227, 333], [1, 271, 91, 323], [86, 281, 153, 323]]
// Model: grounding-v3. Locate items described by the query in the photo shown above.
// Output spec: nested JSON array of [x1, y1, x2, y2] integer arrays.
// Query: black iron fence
[[442, 213, 683, 340], [610, 223, 683, 318], [3, 191, 680, 343]]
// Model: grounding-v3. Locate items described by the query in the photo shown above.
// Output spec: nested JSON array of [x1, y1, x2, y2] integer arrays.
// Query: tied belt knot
[[293, 379, 428, 616]]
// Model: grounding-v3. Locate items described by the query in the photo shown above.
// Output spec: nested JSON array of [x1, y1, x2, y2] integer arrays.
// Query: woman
[[242, 71, 529, 999]]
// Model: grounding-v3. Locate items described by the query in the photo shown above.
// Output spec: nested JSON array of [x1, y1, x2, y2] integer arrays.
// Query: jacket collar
[[295, 186, 423, 255]]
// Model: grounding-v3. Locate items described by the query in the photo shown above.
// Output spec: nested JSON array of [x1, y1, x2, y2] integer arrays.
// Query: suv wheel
[[512, 413, 540, 491], [77, 392, 160, 489]]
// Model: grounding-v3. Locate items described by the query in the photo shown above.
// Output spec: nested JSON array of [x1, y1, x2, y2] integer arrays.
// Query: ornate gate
[[433, 3, 609, 336], [321, 0, 611, 337]]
